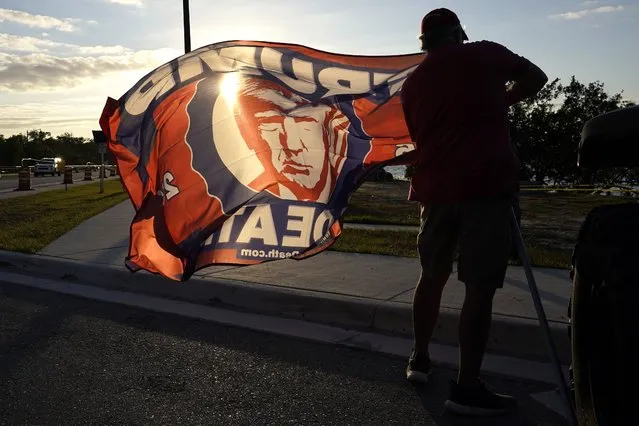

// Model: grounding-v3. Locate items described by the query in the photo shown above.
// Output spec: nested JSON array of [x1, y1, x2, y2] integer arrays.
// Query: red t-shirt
[[401, 40, 529, 204]]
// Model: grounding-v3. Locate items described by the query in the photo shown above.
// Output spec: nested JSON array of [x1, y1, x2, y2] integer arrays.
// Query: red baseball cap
[[419, 8, 469, 41]]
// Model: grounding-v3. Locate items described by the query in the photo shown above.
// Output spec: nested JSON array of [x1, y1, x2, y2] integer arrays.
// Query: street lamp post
[[183, 0, 191, 53]]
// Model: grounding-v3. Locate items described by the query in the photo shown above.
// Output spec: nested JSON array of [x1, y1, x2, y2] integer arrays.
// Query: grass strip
[[0, 180, 129, 253], [0, 176, 577, 269], [331, 229, 571, 269]]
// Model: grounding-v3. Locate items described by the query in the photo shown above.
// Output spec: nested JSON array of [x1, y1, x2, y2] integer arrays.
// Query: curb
[[0, 250, 570, 364]]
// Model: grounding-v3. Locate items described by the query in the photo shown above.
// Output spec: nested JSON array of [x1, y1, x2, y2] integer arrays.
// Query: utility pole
[[99, 149, 105, 194], [183, 0, 191, 53], [92, 130, 107, 194]]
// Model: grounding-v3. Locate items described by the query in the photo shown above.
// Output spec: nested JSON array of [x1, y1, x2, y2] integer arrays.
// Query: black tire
[[571, 203, 639, 425]]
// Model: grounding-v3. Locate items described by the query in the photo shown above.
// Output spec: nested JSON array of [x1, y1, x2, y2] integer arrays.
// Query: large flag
[[100, 41, 423, 281]]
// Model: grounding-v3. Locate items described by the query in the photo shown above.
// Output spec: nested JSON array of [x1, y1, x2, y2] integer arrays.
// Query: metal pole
[[99, 152, 104, 194], [511, 208, 578, 426], [183, 0, 191, 53]]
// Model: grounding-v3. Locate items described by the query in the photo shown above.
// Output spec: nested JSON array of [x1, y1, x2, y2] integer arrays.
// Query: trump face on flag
[[213, 74, 349, 203]]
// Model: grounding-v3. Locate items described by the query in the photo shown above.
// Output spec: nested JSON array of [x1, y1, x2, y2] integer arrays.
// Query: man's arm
[[398, 88, 420, 165], [482, 41, 548, 106], [505, 59, 548, 106]]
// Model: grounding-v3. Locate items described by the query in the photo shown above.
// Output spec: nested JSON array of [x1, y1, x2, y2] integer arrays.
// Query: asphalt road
[[0, 170, 95, 191], [0, 171, 115, 199], [0, 281, 568, 425]]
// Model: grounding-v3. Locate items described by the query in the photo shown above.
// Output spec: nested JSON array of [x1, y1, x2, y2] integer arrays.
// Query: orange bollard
[[63, 167, 73, 184], [17, 166, 32, 191]]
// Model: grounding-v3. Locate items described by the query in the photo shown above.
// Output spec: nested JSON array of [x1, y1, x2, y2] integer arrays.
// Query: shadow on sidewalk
[[504, 276, 570, 307]]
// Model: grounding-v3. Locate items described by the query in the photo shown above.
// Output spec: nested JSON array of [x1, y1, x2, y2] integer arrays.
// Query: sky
[[0, 0, 638, 139]]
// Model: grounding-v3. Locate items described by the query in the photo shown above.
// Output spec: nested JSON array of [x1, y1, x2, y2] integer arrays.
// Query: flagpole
[[511, 209, 578, 425], [183, 0, 191, 53]]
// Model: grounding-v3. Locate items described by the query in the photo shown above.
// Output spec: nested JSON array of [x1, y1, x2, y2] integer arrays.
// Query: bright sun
[[220, 72, 240, 108]]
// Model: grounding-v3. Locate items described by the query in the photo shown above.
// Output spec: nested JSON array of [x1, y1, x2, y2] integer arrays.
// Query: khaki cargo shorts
[[417, 195, 514, 291]]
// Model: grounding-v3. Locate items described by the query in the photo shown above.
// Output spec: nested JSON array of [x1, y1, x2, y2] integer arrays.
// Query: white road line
[[0, 270, 568, 386]]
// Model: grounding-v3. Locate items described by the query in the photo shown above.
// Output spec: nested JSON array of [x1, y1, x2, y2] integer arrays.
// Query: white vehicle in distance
[[34, 157, 63, 177]]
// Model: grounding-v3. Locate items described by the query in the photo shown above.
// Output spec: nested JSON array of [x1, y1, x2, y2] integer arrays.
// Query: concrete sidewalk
[[8, 200, 572, 363]]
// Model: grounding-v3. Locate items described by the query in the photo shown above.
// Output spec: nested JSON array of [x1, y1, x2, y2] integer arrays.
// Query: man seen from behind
[[400, 8, 548, 417]]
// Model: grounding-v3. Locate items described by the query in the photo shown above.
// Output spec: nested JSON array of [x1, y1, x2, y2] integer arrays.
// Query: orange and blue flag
[[100, 41, 422, 281]]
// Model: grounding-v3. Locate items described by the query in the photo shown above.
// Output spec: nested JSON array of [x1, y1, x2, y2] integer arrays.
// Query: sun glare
[[220, 72, 240, 108]]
